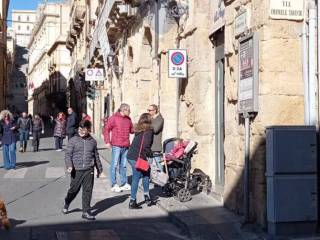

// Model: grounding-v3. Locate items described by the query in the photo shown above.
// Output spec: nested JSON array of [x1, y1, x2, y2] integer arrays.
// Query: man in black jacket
[[62, 120, 103, 220], [66, 107, 77, 140], [17, 112, 31, 152]]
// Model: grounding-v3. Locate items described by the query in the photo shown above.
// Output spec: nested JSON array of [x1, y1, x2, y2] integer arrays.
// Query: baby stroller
[[162, 138, 212, 202]]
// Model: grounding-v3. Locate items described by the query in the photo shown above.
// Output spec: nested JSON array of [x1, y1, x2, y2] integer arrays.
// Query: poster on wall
[[238, 33, 259, 114], [270, 0, 304, 20]]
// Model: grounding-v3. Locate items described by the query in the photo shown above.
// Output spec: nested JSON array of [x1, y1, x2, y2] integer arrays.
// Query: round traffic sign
[[171, 52, 185, 66]]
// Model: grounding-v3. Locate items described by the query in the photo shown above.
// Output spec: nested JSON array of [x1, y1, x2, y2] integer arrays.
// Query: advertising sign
[[168, 49, 187, 78], [238, 33, 259, 114], [235, 10, 248, 37], [270, 0, 304, 20], [85, 68, 105, 81]]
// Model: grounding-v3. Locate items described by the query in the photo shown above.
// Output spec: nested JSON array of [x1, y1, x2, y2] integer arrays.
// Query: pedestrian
[[17, 112, 31, 152], [82, 112, 91, 122], [30, 114, 44, 152], [103, 103, 133, 193], [62, 120, 103, 220], [148, 104, 164, 169], [66, 107, 78, 140], [127, 113, 154, 209], [0, 110, 17, 170], [51, 112, 66, 151]]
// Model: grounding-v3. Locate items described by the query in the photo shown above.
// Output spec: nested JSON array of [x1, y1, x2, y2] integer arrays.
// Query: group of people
[[0, 110, 45, 169], [103, 103, 164, 209], [61, 103, 164, 220]]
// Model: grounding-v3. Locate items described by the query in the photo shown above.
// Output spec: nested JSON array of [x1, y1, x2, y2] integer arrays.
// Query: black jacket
[[65, 134, 103, 173], [66, 112, 77, 134], [127, 129, 153, 161]]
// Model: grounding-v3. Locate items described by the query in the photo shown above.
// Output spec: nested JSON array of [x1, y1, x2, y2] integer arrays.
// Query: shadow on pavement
[[15, 161, 49, 169], [91, 194, 130, 216]]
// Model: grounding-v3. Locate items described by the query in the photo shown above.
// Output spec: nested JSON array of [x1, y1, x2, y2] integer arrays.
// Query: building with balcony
[[27, 2, 71, 116], [66, 0, 101, 131]]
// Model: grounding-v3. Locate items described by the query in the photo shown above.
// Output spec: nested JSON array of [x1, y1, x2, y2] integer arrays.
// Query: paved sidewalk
[[94, 135, 266, 240]]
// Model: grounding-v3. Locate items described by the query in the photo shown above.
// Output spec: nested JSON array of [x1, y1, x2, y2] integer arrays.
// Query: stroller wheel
[[177, 188, 192, 202]]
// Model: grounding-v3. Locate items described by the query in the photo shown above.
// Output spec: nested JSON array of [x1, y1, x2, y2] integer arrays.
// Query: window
[[18, 16, 21, 22], [18, 25, 21, 30], [27, 16, 30, 22], [27, 26, 30, 31]]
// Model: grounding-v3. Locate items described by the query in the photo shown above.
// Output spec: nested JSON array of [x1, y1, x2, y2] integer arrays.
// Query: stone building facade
[[27, 2, 71, 116], [0, 0, 10, 110], [79, 0, 306, 227]]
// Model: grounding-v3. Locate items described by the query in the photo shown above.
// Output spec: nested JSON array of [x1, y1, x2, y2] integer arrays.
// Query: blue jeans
[[3, 143, 16, 169], [19, 129, 29, 148], [110, 146, 128, 186], [128, 159, 150, 200]]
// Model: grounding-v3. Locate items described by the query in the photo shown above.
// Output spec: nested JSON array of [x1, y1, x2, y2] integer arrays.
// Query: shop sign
[[235, 10, 248, 37], [238, 33, 259, 114]]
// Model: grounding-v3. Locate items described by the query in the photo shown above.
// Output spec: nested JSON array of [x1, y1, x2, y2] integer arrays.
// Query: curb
[[96, 145, 192, 239]]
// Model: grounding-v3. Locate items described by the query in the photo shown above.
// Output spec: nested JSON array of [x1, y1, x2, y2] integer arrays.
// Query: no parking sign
[[168, 49, 187, 78]]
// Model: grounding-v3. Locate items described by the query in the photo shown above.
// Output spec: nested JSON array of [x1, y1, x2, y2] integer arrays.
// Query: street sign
[[85, 68, 105, 81], [238, 33, 259, 114], [270, 0, 304, 21], [168, 49, 187, 78]]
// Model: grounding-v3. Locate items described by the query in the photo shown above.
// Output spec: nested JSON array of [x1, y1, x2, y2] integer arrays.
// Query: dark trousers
[[67, 132, 76, 140], [65, 168, 94, 213], [54, 137, 63, 150], [32, 131, 41, 151]]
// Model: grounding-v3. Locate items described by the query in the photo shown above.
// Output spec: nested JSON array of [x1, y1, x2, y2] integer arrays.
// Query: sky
[[7, 0, 63, 26]]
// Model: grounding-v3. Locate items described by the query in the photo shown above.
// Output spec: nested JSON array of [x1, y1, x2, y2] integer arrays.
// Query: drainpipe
[[303, 3, 309, 125], [155, 0, 161, 107], [309, 1, 317, 125]]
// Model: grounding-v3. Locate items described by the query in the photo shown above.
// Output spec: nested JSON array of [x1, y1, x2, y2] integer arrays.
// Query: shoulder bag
[[135, 133, 150, 172]]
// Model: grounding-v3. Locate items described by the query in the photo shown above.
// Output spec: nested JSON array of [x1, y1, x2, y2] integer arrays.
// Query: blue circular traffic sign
[[171, 52, 185, 66]]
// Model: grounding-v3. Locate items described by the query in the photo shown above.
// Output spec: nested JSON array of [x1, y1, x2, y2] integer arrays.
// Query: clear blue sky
[[8, 0, 63, 26]]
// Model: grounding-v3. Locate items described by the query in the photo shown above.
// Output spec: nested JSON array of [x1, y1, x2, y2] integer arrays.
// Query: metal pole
[[317, 0, 320, 126], [244, 113, 250, 222], [303, 4, 310, 125], [309, 1, 317, 125]]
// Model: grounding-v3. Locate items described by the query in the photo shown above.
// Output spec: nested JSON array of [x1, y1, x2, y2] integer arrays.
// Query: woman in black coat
[[127, 113, 154, 209]]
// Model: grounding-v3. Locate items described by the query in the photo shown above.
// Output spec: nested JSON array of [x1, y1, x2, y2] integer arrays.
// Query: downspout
[[303, 3, 310, 125], [155, 0, 161, 108], [309, 1, 317, 125]]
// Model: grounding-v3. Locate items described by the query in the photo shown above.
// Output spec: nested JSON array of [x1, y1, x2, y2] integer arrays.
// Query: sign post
[[168, 49, 187, 78]]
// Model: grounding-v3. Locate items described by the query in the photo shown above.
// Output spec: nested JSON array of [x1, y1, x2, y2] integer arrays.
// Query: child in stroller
[[160, 138, 212, 202]]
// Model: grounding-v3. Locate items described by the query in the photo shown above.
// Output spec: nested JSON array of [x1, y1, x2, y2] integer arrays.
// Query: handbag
[[135, 133, 150, 172], [150, 157, 169, 186]]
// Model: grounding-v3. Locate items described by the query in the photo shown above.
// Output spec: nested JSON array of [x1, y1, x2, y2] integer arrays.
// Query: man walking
[[17, 112, 31, 152], [104, 103, 133, 193], [63, 120, 103, 220], [66, 107, 77, 140], [148, 104, 164, 165]]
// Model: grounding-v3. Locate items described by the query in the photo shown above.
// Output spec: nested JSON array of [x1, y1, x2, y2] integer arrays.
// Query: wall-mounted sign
[[85, 68, 105, 81], [235, 10, 248, 37], [238, 33, 259, 114], [211, 0, 225, 34], [270, 0, 304, 20], [168, 49, 187, 78]]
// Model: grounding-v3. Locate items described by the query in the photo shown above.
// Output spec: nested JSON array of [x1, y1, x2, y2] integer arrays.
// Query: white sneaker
[[120, 183, 131, 191], [111, 184, 122, 193]]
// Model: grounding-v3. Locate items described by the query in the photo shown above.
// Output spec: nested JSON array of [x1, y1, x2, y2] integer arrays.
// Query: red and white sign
[[168, 49, 187, 78]]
